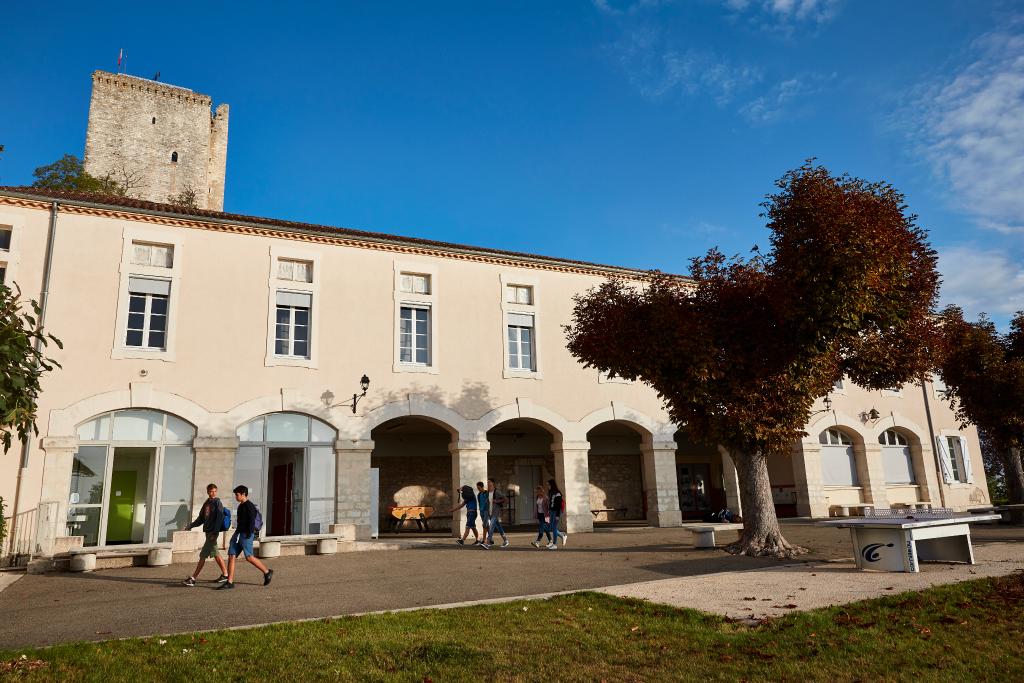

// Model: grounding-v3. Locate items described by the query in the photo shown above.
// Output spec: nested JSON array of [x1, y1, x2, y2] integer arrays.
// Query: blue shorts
[[228, 531, 255, 557], [466, 509, 478, 528]]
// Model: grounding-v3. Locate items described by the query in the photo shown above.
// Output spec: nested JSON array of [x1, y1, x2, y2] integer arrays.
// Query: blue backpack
[[253, 506, 264, 534], [221, 507, 232, 531]]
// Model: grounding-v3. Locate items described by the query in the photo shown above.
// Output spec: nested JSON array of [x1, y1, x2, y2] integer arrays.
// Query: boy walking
[[476, 481, 489, 545], [482, 478, 510, 549], [182, 483, 228, 586], [218, 485, 273, 589], [450, 484, 480, 545]]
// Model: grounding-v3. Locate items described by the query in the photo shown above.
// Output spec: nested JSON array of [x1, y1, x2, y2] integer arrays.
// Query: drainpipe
[[920, 376, 947, 508], [8, 201, 60, 557]]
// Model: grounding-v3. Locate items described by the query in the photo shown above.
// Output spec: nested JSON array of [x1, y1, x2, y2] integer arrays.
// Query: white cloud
[[918, 26, 1024, 234], [722, 0, 844, 29], [938, 245, 1024, 319], [591, 0, 668, 16], [614, 28, 763, 103]]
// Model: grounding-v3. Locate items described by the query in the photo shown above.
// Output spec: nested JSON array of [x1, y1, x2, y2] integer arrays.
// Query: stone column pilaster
[[641, 439, 682, 527], [911, 442, 941, 505], [334, 439, 374, 541], [718, 447, 743, 516], [552, 440, 594, 534], [450, 440, 489, 537], [859, 443, 890, 508], [191, 437, 240, 512], [792, 441, 829, 518], [38, 436, 78, 556]]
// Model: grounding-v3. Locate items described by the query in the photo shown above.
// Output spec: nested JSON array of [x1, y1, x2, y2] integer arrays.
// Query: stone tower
[[84, 71, 229, 211]]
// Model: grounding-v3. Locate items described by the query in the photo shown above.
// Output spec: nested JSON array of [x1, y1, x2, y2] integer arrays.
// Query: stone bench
[[256, 534, 342, 558], [67, 544, 174, 571], [683, 523, 744, 548]]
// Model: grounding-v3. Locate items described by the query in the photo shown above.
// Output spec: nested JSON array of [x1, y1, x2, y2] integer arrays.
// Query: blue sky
[[2, 1, 1021, 326]]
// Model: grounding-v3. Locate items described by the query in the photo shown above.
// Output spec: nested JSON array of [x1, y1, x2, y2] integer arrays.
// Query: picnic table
[[388, 505, 434, 533], [818, 511, 1001, 572]]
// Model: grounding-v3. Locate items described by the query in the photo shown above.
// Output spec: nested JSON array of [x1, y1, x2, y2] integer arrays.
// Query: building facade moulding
[[47, 387, 213, 438], [360, 395, 469, 441], [575, 403, 662, 441], [476, 398, 571, 439], [804, 411, 871, 446], [193, 436, 240, 451]]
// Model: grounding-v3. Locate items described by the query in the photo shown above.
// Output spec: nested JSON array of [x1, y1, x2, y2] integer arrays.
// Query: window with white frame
[[277, 258, 313, 283], [0, 263, 6, 285], [880, 429, 914, 484], [125, 277, 170, 350], [400, 272, 431, 295], [0, 226, 11, 251], [399, 305, 430, 364], [932, 375, 949, 400], [833, 378, 845, 391], [275, 291, 311, 358], [819, 428, 857, 486], [507, 312, 535, 371], [130, 241, 174, 268], [506, 284, 533, 305], [946, 436, 965, 482]]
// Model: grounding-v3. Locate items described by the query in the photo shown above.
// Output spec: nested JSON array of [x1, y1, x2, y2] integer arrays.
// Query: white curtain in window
[[132, 244, 151, 265], [276, 291, 312, 307], [293, 261, 311, 282], [128, 276, 171, 296], [882, 446, 915, 484], [508, 312, 534, 327], [278, 260, 294, 280]]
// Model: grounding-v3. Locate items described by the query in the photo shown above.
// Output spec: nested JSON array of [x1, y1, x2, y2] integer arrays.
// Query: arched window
[[235, 413, 337, 536], [70, 410, 196, 547], [879, 429, 915, 484], [170, 151, 178, 163], [819, 428, 857, 486]]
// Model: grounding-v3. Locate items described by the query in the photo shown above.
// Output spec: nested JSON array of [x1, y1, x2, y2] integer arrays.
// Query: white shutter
[[400, 274, 412, 292], [276, 291, 312, 307], [960, 437, 975, 483], [128, 276, 171, 296], [935, 436, 954, 484], [508, 312, 534, 327]]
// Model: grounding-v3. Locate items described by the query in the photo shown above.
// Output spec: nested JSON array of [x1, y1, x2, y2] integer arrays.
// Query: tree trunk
[[1004, 448, 1024, 524], [724, 451, 808, 558]]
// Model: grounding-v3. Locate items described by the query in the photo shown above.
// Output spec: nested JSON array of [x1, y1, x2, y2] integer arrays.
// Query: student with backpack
[[182, 483, 230, 586], [531, 485, 552, 548], [450, 484, 480, 546], [546, 479, 568, 549], [482, 478, 510, 549], [218, 485, 273, 590], [476, 481, 489, 544]]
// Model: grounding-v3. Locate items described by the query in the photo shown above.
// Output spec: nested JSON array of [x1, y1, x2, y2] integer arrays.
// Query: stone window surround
[[936, 429, 973, 487], [0, 211, 22, 288], [111, 225, 184, 362], [393, 260, 439, 375], [499, 272, 542, 380], [265, 244, 321, 369]]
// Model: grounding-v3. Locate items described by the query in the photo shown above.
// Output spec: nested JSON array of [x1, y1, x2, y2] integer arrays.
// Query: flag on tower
[[118, 49, 124, 69]]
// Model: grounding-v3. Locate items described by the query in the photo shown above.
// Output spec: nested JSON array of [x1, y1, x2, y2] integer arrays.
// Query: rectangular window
[[0, 227, 11, 251], [275, 291, 312, 358], [125, 277, 170, 350], [130, 242, 174, 268], [833, 378, 844, 391], [506, 284, 533, 305], [947, 436, 964, 482], [399, 273, 431, 295], [933, 376, 948, 400], [399, 306, 430, 364], [0, 264, 6, 285], [277, 258, 313, 283], [507, 312, 535, 371]]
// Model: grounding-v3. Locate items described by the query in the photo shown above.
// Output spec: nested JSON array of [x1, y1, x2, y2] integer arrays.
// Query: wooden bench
[[389, 506, 435, 533], [683, 523, 744, 548]]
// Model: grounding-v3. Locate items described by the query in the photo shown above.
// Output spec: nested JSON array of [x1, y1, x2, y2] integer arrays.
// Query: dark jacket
[[236, 499, 257, 537], [548, 490, 563, 517], [188, 497, 225, 534]]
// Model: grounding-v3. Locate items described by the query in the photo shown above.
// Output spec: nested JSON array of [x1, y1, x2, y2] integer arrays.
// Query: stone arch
[[223, 393, 337, 439], [48, 388, 212, 438], [805, 411, 869, 446], [576, 404, 658, 442], [476, 399, 569, 440], [872, 413, 928, 448], [362, 396, 468, 441]]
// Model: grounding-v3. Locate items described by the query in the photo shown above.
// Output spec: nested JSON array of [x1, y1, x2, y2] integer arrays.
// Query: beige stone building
[[84, 71, 228, 211], [0, 186, 990, 562]]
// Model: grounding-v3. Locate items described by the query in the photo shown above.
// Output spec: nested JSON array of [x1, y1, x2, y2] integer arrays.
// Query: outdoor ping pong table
[[817, 514, 1002, 572]]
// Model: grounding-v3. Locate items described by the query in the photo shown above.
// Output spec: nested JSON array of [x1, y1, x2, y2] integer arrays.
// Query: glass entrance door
[[677, 463, 712, 516], [268, 447, 304, 536], [105, 448, 155, 545]]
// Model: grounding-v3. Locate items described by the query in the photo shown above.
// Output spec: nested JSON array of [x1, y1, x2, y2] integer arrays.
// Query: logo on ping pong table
[[861, 542, 895, 562]]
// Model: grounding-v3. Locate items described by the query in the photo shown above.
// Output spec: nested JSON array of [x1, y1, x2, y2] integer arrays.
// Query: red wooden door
[[271, 462, 293, 536]]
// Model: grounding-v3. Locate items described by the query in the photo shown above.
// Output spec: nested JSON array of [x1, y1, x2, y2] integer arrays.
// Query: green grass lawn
[[3, 573, 1024, 682]]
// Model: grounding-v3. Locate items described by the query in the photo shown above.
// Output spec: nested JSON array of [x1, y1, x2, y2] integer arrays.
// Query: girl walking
[[546, 479, 568, 549], [531, 485, 552, 548]]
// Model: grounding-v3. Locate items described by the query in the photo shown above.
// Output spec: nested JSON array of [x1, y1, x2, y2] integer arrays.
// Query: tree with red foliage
[[938, 309, 1024, 510], [565, 162, 939, 557]]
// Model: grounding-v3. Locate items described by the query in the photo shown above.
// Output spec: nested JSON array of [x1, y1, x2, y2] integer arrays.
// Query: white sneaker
[[502, 539, 510, 548], [547, 542, 557, 550], [531, 540, 541, 548], [561, 533, 568, 547]]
